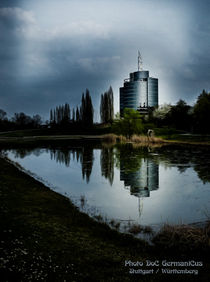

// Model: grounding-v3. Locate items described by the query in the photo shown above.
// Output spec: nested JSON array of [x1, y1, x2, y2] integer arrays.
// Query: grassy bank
[[0, 157, 149, 281], [0, 128, 210, 146], [0, 125, 111, 138], [0, 157, 210, 281]]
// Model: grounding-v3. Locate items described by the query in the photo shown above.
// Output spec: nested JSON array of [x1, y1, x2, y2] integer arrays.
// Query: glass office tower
[[120, 70, 158, 115]]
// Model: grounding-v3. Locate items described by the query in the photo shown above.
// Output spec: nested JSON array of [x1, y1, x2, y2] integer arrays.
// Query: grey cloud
[[0, 0, 210, 120]]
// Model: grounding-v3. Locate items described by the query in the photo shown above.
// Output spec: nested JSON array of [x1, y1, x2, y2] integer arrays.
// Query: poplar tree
[[100, 86, 114, 123], [50, 103, 70, 126], [80, 89, 94, 126], [76, 107, 80, 123], [72, 108, 75, 122]]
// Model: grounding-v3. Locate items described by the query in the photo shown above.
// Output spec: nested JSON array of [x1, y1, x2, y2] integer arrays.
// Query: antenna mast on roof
[[138, 51, 143, 71]]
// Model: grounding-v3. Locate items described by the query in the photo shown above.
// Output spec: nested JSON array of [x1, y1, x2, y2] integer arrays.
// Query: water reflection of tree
[[81, 147, 94, 183], [114, 144, 147, 173], [50, 146, 94, 183], [6, 143, 210, 186], [10, 148, 43, 159], [155, 146, 210, 184], [50, 148, 71, 167], [100, 147, 114, 185]]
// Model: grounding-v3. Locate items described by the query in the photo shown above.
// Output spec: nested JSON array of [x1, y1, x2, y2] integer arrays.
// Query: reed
[[153, 223, 210, 252], [102, 134, 165, 144], [130, 134, 165, 144], [116, 135, 127, 142], [128, 224, 144, 234], [102, 134, 117, 143]]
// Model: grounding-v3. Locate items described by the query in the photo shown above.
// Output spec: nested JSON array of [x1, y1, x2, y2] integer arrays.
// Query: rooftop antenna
[[138, 51, 143, 71]]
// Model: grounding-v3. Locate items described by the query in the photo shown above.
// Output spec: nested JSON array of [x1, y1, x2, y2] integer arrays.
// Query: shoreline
[[0, 134, 209, 146], [0, 156, 149, 281]]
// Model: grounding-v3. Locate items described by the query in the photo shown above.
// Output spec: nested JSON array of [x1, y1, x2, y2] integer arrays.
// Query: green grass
[[153, 128, 210, 145], [0, 157, 153, 281], [0, 125, 111, 138]]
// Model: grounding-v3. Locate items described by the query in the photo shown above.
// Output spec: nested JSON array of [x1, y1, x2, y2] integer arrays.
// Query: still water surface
[[6, 143, 210, 228]]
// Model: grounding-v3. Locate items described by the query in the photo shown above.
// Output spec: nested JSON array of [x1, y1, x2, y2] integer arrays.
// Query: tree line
[[49, 87, 114, 128], [111, 89, 210, 137], [0, 110, 42, 131], [0, 86, 114, 131], [151, 89, 210, 133], [0, 88, 209, 134]]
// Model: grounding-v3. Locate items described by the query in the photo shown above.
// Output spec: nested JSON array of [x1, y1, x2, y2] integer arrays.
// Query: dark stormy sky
[[0, 0, 210, 121]]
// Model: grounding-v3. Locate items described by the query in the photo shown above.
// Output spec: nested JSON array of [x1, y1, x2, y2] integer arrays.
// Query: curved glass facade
[[148, 78, 158, 107], [120, 70, 158, 115]]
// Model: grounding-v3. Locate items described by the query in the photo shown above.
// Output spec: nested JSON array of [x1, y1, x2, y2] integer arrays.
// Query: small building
[[120, 53, 158, 115]]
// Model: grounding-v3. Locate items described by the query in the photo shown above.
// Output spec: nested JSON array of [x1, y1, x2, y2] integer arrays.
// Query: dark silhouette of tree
[[63, 103, 70, 124], [151, 100, 192, 130], [32, 114, 42, 128], [100, 86, 114, 123], [0, 109, 10, 131], [166, 99, 192, 130], [0, 110, 42, 131], [50, 103, 70, 126], [12, 112, 33, 128], [80, 89, 94, 126], [72, 108, 75, 122], [49, 90, 94, 129], [50, 109, 53, 125], [0, 109, 7, 121], [76, 107, 80, 123], [193, 90, 210, 133]]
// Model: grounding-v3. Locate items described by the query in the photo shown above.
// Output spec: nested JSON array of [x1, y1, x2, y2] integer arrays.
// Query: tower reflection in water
[[120, 157, 159, 216]]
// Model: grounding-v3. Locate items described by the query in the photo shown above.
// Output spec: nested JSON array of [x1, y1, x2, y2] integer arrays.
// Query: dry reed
[[130, 134, 165, 144], [128, 224, 144, 234], [153, 223, 210, 252], [102, 134, 165, 144], [102, 134, 117, 143]]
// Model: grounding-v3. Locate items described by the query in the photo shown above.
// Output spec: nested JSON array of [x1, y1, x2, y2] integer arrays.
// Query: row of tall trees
[[0, 86, 113, 132], [49, 89, 94, 127], [50, 103, 70, 125], [49, 86, 114, 128]]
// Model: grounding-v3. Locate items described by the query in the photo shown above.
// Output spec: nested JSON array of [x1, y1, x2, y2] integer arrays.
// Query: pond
[[4, 142, 210, 231]]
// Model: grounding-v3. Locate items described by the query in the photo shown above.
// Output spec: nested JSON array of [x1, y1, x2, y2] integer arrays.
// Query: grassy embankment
[[0, 127, 210, 146], [0, 156, 210, 281], [0, 157, 150, 281], [153, 128, 210, 145]]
